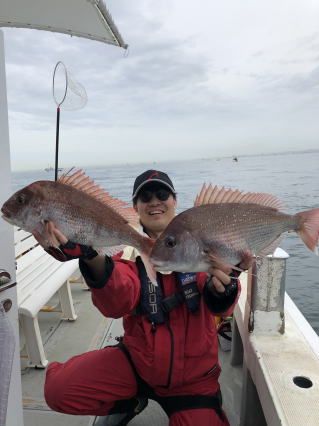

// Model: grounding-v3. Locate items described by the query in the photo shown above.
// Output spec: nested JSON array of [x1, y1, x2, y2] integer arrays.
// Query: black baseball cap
[[132, 170, 176, 201]]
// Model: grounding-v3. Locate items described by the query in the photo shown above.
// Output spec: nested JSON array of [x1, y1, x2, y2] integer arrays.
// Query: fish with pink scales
[[150, 184, 319, 273]]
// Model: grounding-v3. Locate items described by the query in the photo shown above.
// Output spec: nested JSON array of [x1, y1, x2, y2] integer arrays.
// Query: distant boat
[[45, 166, 63, 172], [232, 156, 238, 162]]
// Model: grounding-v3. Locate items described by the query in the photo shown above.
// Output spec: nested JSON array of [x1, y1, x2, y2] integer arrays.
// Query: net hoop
[[52, 61, 68, 107]]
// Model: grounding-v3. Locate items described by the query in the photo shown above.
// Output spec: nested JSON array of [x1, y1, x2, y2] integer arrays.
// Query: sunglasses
[[137, 188, 171, 203]]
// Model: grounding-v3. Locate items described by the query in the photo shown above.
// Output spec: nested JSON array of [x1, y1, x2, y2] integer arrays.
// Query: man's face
[[134, 184, 177, 238]]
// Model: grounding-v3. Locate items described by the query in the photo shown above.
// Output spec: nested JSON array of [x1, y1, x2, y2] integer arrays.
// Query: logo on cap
[[147, 172, 159, 180]]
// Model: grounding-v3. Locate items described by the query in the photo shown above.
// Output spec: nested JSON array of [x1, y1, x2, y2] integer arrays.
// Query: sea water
[[11, 150, 319, 332]]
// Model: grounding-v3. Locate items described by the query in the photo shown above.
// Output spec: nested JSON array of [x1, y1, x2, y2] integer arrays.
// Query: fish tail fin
[[140, 237, 158, 286], [140, 253, 158, 286], [296, 208, 319, 254]]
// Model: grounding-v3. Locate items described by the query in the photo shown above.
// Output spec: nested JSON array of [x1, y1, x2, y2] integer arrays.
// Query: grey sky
[[2, 0, 319, 170]]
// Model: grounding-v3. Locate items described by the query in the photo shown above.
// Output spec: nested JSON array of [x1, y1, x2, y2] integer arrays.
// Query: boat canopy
[[0, 0, 127, 48]]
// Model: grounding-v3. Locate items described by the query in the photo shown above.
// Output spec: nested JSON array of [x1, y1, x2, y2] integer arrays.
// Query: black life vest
[[134, 257, 201, 327]]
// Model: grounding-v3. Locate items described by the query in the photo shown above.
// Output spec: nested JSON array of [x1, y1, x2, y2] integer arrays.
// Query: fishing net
[[52, 61, 87, 110], [52, 61, 88, 180]]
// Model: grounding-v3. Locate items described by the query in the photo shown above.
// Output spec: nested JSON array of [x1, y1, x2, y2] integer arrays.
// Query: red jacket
[[80, 253, 241, 392]]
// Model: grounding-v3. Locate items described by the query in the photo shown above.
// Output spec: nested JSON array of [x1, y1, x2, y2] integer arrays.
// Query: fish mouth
[[1, 214, 14, 225], [1, 205, 11, 222], [150, 258, 167, 271], [153, 265, 173, 272], [1, 204, 9, 215]]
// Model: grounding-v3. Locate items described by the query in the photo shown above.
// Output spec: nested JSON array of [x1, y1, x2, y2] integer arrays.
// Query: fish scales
[[199, 204, 293, 254], [41, 183, 133, 247], [43, 182, 138, 247], [182, 203, 294, 244]]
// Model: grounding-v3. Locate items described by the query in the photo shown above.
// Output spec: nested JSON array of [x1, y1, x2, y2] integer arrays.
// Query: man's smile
[[148, 209, 165, 216]]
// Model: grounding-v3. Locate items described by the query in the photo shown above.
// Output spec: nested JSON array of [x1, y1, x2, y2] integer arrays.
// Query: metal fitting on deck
[[248, 248, 289, 334]]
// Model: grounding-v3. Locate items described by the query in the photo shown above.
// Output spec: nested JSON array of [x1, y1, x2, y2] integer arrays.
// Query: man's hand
[[32, 221, 68, 249], [32, 221, 98, 262], [207, 250, 254, 295]]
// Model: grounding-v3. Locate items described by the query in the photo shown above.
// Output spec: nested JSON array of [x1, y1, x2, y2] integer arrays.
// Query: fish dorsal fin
[[58, 168, 139, 225], [194, 183, 285, 210]]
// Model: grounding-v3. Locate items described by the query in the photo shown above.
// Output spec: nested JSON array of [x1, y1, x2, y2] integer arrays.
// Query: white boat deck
[[20, 273, 243, 426]]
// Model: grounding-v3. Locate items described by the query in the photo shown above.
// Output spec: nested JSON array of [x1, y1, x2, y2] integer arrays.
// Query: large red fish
[[1, 169, 156, 281], [150, 184, 319, 272]]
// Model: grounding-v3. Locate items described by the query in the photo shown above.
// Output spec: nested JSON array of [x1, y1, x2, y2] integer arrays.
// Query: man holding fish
[[2, 168, 318, 425], [36, 170, 250, 426]]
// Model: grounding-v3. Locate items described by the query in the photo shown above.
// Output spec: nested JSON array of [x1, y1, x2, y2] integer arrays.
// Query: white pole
[[0, 29, 24, 426]]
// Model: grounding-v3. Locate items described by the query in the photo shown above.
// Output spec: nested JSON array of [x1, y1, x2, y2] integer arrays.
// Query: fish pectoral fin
[[203, 250, 244, 273]]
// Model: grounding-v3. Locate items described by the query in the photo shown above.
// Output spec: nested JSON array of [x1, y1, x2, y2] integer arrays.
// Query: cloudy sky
[[2, 0, 319, 170]]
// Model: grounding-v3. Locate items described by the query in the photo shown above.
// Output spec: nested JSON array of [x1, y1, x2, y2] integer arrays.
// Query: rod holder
[[248, 248, 289, 334]]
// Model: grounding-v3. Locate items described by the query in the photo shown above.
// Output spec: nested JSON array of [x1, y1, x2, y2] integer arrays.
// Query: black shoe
[[95, 397, 148, 426]]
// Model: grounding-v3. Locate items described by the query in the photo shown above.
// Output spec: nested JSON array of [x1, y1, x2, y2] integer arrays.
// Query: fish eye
[[165, 235, 176, 248], [16, 194, 26, 204]]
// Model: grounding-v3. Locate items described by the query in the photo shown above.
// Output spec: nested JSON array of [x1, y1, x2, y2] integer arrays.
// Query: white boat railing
[[232, 248, 319, 426]]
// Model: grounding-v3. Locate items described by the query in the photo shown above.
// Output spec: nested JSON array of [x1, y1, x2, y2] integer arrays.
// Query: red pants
[[44, 346, 229, 426]]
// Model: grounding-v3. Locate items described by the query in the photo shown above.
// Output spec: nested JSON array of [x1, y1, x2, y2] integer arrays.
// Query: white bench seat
[[15, 228, 79, 368]]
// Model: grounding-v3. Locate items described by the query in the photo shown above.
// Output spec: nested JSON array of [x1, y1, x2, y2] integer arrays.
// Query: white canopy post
[[0, 2, 126, 424]]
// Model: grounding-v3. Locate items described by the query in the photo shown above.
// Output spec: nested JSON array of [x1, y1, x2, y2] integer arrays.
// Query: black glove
[[45, 241, 98, 262], [207, 269, 240, 299]]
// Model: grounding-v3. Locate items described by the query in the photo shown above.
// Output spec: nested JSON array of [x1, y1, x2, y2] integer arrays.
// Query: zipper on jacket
[[204, 363, 218, 376], [151, 322, 157, 333], [165, 324, 174, 387]]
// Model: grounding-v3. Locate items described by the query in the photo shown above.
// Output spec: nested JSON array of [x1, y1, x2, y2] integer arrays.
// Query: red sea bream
[[150, 184, 319, 272], [1, 169, 156, 281]]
